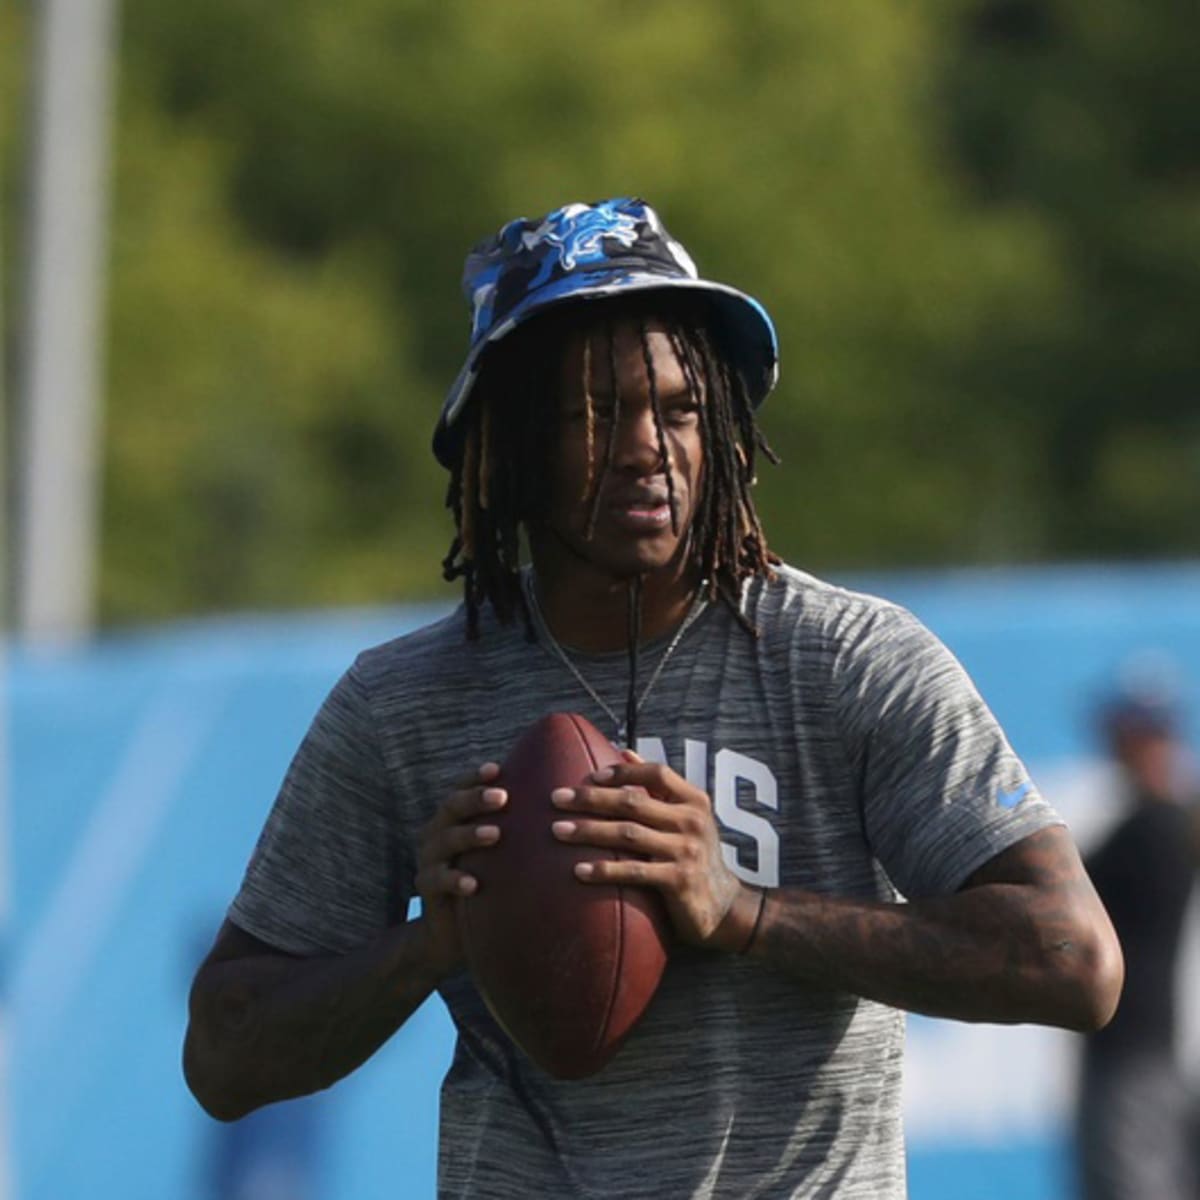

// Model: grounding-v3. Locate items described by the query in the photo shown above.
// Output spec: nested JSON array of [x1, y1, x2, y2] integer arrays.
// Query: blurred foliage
[[943, 0, 1200, 556], [7, 0, 1200, 623]]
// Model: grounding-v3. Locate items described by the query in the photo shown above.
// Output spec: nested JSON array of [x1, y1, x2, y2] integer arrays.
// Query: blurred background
[[3, 0, 1199, 1197]]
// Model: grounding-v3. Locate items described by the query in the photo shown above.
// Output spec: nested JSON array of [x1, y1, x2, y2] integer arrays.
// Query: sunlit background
[[3, 1, 1199, 1197]]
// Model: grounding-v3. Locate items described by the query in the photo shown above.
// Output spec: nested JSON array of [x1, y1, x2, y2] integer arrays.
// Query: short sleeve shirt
[[230, 564, 1061, 1199]]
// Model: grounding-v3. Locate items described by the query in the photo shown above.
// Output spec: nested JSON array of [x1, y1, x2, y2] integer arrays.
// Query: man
[[1077, 678, 1199, 1200], [184, 197, 1123, 1199]]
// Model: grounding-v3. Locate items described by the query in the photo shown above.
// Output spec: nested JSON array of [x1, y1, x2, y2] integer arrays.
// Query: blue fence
[[9, 564, 1200, 1199]]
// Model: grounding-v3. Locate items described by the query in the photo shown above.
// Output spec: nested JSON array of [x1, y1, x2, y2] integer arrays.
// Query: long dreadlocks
[[441, 295, 780, 644]]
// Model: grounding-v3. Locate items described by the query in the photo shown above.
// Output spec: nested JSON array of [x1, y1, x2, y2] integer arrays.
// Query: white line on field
[[13, 683, 226, 1065]]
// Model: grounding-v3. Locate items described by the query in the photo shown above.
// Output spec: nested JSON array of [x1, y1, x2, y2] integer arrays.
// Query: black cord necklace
[[522, 569, 708, 748]]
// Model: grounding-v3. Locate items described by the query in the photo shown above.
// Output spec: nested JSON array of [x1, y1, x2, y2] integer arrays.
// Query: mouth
[[613, 504, 672, 531], [605, 488, 675, 533]]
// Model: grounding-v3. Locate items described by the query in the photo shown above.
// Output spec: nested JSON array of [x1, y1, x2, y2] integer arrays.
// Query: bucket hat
[[433, 197, 778, 467]]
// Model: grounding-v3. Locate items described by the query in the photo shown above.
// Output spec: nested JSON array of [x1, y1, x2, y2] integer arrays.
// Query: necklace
[[522, 570, 708, 746]]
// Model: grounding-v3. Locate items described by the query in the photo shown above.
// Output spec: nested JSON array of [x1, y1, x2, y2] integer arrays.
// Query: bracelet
[[738, 887, 768, 955]]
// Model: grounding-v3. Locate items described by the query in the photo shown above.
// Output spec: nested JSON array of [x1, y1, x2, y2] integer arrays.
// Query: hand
[[549, 753, 760, 953], [414, 764, 507, 977]]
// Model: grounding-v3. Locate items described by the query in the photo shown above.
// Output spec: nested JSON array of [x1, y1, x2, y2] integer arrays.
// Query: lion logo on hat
[[521, 200, 642, 272]]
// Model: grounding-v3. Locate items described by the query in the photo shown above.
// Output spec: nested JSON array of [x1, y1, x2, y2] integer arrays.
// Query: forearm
[[746, 880, 1119, 1030], [184, 918, 446, 1120]]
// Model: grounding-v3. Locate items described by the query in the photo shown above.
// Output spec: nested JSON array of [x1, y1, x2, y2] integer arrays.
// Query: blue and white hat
[[433, 197, 779, 467]]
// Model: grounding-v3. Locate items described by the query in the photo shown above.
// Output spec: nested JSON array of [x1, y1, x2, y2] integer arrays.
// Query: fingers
[[448, 761, 502, 804], [571, 857, 680, 887], [415, 860, 483, 898], [550, 780, 707, 834], [417, 763, 506, 898], [416, 816, 500, 893], [426, 819, 502, 861], [456, 761, 501, 789], [552, 760, 740, 947], [434, 763, 506, 830], [588, 760, 705, 805], [551, 774, 713, 892], [550, 816, 683, 862]]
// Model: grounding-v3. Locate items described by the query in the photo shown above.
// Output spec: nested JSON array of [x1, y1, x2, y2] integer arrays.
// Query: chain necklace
[[522, 569, 708, 746]]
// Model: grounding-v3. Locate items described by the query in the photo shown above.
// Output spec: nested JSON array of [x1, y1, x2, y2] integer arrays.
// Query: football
[[456, 712, 671, 1079]]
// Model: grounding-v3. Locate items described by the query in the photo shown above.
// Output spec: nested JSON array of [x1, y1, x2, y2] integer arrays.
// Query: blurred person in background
[[1077, 668, 1200, 1200]]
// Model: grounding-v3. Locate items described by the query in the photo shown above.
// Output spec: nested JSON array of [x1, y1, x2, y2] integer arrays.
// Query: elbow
[[183, 964, 263, 1122], [1077, 927, 1125, 1033], [1049, 921, 1124, 1033], [183, 1028, 252, 1123]]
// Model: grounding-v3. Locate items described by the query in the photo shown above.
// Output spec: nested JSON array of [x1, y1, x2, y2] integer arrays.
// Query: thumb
[[621, 747, 645, 764]]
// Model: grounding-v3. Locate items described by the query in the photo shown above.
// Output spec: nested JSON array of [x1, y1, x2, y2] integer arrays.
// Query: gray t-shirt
[[230, 564, 1060, 1199]]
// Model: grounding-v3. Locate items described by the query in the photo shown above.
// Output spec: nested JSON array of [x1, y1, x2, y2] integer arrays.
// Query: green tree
[[11, 0, 1193, 624], [943, 0, 1200, 556]]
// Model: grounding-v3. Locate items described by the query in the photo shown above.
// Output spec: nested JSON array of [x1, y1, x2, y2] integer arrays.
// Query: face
[[1114, 727, 1179, 799], [537, 314, 705, 581]]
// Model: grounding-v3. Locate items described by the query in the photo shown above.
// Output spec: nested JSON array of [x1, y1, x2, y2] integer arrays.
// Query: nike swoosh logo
[[997, 781, 1033, 809]]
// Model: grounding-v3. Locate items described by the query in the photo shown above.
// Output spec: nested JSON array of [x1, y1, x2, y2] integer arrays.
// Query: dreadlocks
[[441, 296, 779, 640]]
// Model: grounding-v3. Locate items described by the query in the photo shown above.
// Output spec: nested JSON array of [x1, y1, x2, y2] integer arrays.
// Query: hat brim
[[432, 272, 778, 468]]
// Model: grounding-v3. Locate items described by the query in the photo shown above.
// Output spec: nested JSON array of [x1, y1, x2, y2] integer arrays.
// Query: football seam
[[564, 713, 624, 1056]]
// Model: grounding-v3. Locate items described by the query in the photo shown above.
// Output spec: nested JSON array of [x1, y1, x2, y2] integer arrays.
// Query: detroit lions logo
[[521, 200, 642, 272]]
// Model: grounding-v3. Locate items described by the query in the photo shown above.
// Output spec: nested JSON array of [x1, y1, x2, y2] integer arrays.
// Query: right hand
[[414, 763, 507, 978]]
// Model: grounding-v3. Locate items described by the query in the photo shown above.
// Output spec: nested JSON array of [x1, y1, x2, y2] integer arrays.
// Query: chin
[[582, 532, 688, 580]]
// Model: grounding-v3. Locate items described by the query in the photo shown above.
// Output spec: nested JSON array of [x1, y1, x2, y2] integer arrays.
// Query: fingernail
[[550, 787, 574, 805], [575, 862, 594, 879], [476, 825, 500, 842], [482, 788, 507, 807], [551, 820, 576, 837], [593, 767, 613, 782], [457, 876, 478, 895], [479, 762, 500, 779]]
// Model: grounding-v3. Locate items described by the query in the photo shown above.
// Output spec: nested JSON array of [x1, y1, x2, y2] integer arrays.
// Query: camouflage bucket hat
[[432, 197, 779, 467]]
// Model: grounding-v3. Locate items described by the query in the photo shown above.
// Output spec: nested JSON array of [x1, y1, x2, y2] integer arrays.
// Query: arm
[[551, 762, 1124, 1032], [184, 765, 508, 1121], [746, 824, 1123, 1030], [183, 917, 446, 1121]]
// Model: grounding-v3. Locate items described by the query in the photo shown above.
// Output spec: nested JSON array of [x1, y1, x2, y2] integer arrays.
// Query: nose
[[613, 400, 666, 475]]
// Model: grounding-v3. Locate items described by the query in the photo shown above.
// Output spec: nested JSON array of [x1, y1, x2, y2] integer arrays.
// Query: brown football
[[456, 712, 671, 1079]]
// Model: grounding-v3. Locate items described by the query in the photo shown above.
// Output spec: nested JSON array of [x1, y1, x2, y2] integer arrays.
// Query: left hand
[[550, 753, 760, 952]]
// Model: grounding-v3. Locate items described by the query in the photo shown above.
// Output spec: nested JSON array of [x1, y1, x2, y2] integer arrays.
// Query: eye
[[664, 398, 700, 426], [563, 400, 607, 424]]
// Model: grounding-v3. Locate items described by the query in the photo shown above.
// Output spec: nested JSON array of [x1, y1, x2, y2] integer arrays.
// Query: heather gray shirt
[[230, 565, 1061, 1199]]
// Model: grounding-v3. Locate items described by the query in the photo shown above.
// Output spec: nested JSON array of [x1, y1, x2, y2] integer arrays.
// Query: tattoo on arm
[[750, 828, 1121, 1029]]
